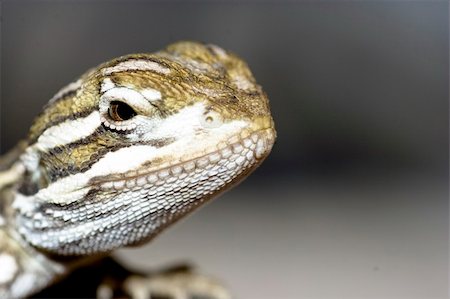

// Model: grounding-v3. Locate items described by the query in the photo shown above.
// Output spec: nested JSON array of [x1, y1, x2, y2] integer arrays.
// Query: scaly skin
[[0, 41, 275, 298]]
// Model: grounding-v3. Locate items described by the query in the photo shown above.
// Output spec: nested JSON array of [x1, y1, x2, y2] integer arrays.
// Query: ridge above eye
[[109, 101, 137, 121]]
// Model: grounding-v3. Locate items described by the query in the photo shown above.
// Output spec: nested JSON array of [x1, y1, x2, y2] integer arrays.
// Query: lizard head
[[14, 42, 276, 255]]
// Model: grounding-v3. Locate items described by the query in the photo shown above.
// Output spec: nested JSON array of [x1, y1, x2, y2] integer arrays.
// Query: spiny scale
[[0, 41, 275, 298]]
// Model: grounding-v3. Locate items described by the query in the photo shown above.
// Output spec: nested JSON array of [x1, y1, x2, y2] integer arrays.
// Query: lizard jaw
[[93, 127, 275, 191]]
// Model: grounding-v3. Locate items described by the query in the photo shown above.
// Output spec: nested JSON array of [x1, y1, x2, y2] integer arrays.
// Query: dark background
[[1, 1, 448, 298]]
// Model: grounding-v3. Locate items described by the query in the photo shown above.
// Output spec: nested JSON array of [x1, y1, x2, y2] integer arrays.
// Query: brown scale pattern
[[39, 127, 126, 181], [39, 126, 175, 183], [28, 42, 269, 141], [28, 41, 271, 181], [28, 81, 100, 143]]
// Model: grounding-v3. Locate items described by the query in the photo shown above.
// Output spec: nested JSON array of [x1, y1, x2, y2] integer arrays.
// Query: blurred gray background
[[1, 1, 448, 298]]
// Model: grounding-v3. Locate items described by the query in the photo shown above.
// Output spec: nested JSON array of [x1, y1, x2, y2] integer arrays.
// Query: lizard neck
[[0, 185, 66, 298], [0, 226, 66, 298], [0, 162, 109, 298], [0, 159, 96, 298]]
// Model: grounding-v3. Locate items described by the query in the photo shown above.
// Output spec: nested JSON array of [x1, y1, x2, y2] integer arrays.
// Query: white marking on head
[[0, 254, 18, 284], [48, 79, 82, 104], [102, 59, 170, 76], [130, 102, 243, 146], [27, 184, 90, 205], [101, 78, 116, 93], [208, 44, 228, 59], [22, 111, 100, 176], [141, 88, 162, 102], [33, 111, 101, 152], [233, 75, 254, 90], [100, 87, 155, 113]]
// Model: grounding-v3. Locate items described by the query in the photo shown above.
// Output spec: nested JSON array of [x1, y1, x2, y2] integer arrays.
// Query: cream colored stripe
[[34, 111, 101, 152], [102, 59, 170, 75]]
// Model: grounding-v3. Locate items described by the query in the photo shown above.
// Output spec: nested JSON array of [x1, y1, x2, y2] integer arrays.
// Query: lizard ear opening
[[200, 110, 223, 129]]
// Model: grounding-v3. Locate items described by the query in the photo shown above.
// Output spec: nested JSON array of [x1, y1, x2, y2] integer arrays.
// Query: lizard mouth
[[93, 127, 276, 191]]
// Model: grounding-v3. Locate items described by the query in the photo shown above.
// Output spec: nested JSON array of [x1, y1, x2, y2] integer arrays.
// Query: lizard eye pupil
[[109, 101, 136, 121]]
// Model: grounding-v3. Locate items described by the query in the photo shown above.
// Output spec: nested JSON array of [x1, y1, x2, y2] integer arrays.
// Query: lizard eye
[[99, 86, 157, 131], [109, 101, 137, 121]]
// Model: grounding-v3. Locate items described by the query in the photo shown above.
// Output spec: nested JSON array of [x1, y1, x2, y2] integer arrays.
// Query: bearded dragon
[[0, 41, 276, 299]]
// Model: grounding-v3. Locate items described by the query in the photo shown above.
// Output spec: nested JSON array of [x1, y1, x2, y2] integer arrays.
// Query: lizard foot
[[97, 264, 232, 299]]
